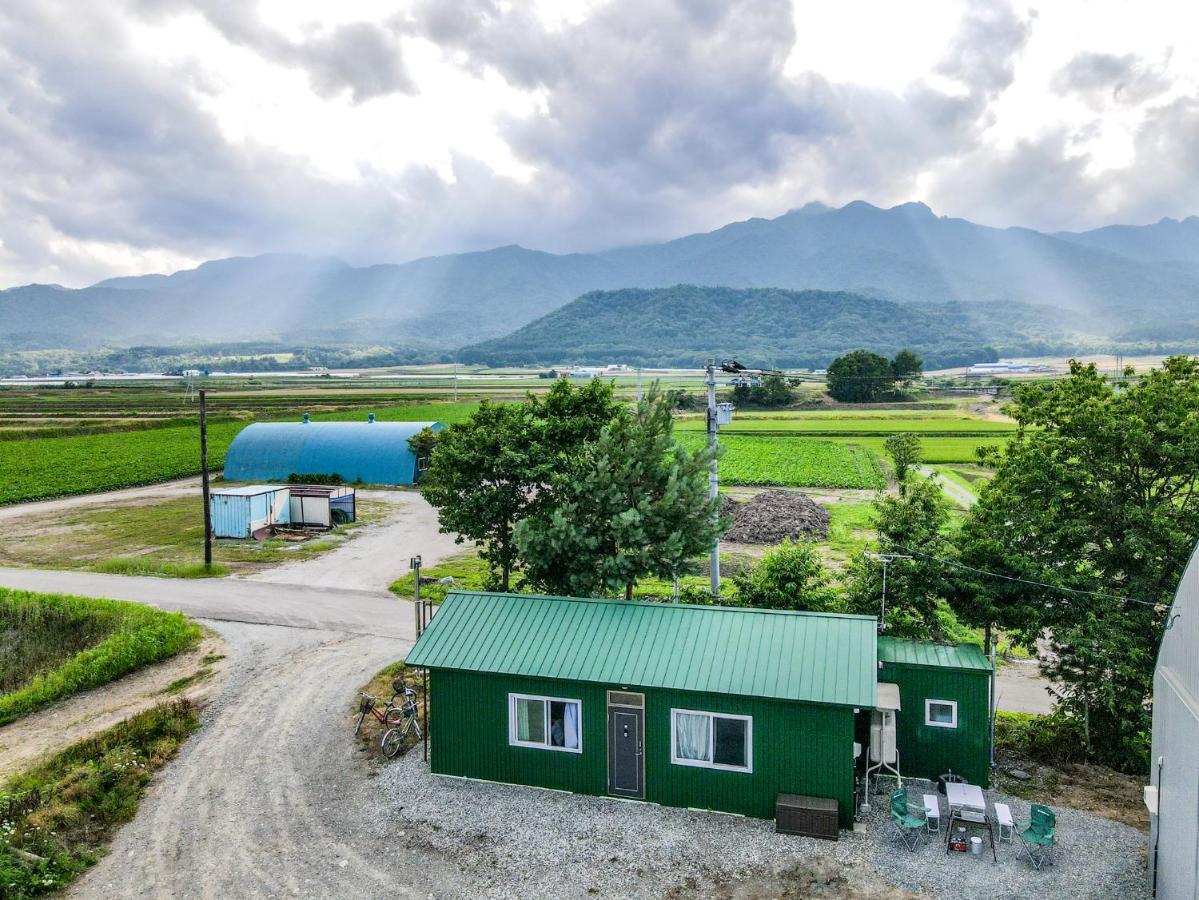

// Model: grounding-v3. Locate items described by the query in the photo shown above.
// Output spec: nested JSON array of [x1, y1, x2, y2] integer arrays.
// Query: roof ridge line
[[443, 589, 877, 621]]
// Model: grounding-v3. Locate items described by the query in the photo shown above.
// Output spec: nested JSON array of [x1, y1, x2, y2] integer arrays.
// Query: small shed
[[405, 591, 877, 828], [209, 485, 291, 539], [288, 485, 356, 528], [222, 417, 443, 485], [876, 637, 992, 786]]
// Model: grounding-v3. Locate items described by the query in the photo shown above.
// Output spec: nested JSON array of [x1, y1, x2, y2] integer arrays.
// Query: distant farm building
[[222, 416, 443, 485], [209, 484, 356, 538]]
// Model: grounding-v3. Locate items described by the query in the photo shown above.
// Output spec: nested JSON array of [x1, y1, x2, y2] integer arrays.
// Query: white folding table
[[944, 783, 997, 862]]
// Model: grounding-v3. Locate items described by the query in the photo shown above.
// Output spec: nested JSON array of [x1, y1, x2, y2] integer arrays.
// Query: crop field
[[677, 433, 886, 489], [675, 415, 1015, 435], [825, 435, 1007, 464], [0, 401, 481, 505]]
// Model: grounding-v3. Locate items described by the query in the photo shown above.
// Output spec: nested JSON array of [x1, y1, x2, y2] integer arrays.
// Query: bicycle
[[355, 677, 422, 758]]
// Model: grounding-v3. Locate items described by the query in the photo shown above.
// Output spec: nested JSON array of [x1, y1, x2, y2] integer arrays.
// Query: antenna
[[866, 552, 911, 631]]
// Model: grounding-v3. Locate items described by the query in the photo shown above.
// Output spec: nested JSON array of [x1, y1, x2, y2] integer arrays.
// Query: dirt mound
[[722, 490, 830, 544]]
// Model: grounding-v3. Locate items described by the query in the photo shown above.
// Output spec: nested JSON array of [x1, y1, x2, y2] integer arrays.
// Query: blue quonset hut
[[222, 417, 443, 485]]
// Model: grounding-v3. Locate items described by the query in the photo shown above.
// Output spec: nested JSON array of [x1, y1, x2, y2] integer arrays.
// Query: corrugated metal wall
[[429, 670, 856, 827], [211, 494, 251, 538], [1149, 540, 1199, 899], [878, 661, 990, 786]]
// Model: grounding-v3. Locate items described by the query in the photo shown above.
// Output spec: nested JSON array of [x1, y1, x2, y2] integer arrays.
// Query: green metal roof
[[405, 591, 877, 707], [877, 637, 992, 672]]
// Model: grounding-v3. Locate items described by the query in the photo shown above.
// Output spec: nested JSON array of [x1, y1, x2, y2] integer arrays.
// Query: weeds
[[0, 589, 201, 726], [92, 559, 229, 578], [0, 700, 199, 897]]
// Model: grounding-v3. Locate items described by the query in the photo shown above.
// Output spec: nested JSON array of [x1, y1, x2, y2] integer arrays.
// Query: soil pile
[[722, 490, 831, 544]]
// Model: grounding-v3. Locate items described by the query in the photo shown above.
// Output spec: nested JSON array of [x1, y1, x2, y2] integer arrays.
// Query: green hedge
[[0, 589, 201, 726]]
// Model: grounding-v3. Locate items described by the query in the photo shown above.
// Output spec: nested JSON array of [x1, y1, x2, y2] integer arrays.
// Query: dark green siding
[[429, 669, 857, 828], [879, 662, 990, 786]]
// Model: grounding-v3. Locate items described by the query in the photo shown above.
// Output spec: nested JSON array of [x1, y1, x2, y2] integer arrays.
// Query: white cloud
[[0, 0, 1196, 287]]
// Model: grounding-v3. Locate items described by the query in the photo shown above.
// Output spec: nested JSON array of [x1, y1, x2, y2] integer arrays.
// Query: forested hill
[[5, 200, 1199, 354], [458, 285, 1081, 369]]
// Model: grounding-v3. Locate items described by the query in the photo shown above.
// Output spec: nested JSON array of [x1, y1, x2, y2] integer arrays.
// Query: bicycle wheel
[[381, 727, 404, 759], [354, 707, 369, 735], [384, 706, 406, 727]]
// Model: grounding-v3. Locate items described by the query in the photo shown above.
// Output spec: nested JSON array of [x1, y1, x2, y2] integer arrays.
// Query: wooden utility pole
[[200, 389, 212, 569]]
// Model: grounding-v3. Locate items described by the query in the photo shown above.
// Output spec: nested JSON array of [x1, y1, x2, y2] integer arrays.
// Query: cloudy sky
[[1, 0, 1197, 287]]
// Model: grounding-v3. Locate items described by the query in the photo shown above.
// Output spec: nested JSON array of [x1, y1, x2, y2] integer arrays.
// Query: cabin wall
[[879, 662, 990, 786], [428, 669, 856, 827]]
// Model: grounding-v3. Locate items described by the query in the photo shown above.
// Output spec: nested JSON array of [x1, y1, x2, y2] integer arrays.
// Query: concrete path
[[918, 465, 976, 507], [244, 489, 463, 592]]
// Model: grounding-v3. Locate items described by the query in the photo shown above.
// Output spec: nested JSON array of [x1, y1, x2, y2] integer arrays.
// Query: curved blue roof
[[222, 421, 442, 485]]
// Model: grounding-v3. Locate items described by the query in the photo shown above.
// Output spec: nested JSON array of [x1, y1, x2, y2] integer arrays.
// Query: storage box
[[775, 793, 839, 840]]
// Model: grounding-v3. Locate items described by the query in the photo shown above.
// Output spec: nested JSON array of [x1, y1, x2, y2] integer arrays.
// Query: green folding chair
[[1016, 804, 1056, 868], [890, 788, 927, 851]]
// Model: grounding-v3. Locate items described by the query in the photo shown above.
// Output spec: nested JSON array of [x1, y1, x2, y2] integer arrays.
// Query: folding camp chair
[[1016, 804, 1056, 868], [890, 788, 927, 851]]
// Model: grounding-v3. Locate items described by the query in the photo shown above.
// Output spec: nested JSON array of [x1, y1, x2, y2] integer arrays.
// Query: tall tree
[[946, 358, 1199, 770], [891, 348, 924, 384], [419, 379, 620, 590], [884, 432, 923, 491], [844, 475, 951, 637], [826, 350, 896, 402], [515, 387, 725, 600]]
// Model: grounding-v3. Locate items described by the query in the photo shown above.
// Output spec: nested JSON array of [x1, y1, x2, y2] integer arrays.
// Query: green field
[[0, 401, 481, 505], [678, 433, 886, 489], [826, 435, 1007, 464]]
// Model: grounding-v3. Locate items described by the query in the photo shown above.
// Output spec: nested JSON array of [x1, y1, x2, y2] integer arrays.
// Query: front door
[[607, 704, 645, 799]]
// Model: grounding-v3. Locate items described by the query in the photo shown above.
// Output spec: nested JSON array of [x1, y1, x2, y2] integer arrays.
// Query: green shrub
[[995, 710, 1088, 766], [0, 589, 201, 726]]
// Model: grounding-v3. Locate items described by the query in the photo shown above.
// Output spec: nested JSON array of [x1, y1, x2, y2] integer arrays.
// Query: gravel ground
[[862, 780, 1148, 900], [380, 754, 1149, 899]]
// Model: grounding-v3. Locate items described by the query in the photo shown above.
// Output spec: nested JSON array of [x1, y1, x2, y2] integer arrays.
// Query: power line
[[883, 543, 1163, 609]]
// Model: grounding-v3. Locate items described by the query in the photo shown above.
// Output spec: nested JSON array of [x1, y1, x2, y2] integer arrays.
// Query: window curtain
[[563, 702, 580, 749], [516, 698, 545, 743], [675, 712, 710, 761]]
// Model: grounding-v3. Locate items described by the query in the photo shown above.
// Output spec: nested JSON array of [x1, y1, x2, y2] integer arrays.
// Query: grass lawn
[[822, 500, 876, 564], [0, 495, 387, 577], [0, 588, 200, 726], [0, 700, 199, 897]]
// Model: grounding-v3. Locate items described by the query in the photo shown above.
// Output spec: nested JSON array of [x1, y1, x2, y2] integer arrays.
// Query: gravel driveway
[[375, 753, 1148, 900]]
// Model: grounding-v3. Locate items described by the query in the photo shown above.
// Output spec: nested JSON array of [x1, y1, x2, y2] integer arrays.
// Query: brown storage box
[[775, 793, 839, 840]]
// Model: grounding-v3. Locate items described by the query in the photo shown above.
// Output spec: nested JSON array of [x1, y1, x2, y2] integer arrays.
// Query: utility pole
[[706, 359, 720, 598], [453, 363, 458, 402], [199, 390, 212, 570], [989, 636, 997, 768], [411, 555, 423, 637], [868, 552, 911, 631]]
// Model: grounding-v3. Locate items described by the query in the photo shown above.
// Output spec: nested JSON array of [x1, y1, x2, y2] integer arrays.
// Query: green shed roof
[[405, 590, 877, 707], [877, 637, 991, 672]]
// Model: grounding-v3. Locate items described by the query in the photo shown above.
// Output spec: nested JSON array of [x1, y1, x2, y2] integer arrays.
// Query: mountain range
[[4, 201, 1199, 363]]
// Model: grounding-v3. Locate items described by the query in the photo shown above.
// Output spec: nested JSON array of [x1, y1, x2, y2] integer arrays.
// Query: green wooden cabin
[[877, 636, 992, 787], [406, 591, 877, 828]]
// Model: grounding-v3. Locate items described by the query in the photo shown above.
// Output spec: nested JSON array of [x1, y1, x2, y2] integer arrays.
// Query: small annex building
[[209, 484, 291, 538], [406, 591, 994, 830], [222, 416, 442, 485], [876, 637, 992, 787]]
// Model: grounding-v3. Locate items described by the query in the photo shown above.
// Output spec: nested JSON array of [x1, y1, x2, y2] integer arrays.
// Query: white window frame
[[669, 708, 753, 773], [508, 693, 583, 753], [925, 699, 958, 729]]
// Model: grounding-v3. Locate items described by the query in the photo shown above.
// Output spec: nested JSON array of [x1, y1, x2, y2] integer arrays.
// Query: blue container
[[210, 485, 291, 538]]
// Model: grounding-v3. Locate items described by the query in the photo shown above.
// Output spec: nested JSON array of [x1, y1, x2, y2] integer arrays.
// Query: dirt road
[[70, 621, 464, 899], [0, 477, 200, 522], [917, 465, 976, 508]]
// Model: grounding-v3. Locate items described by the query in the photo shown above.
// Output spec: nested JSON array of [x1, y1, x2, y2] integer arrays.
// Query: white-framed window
[[670, 708, 752, 773], [508, 693, 582, 752], [925, 699, 958, 729]]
